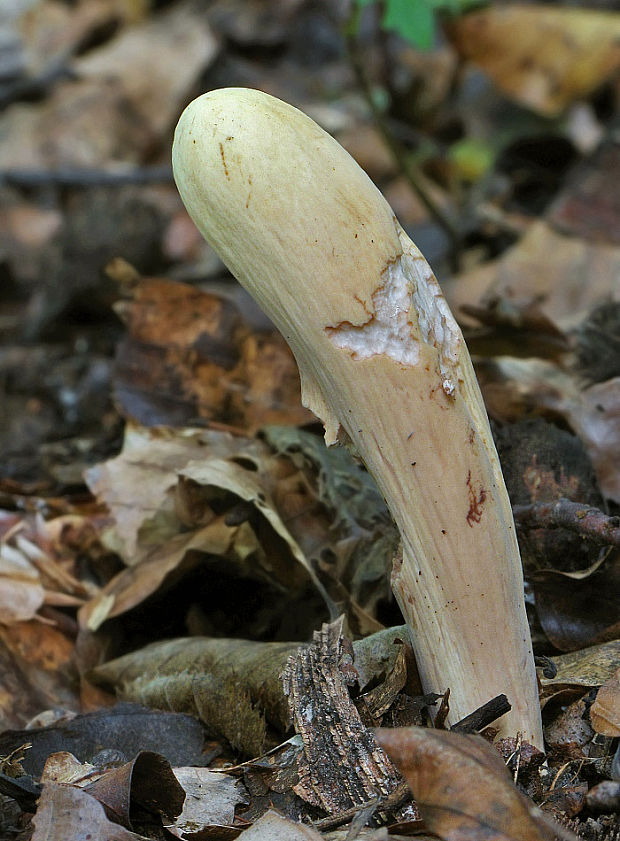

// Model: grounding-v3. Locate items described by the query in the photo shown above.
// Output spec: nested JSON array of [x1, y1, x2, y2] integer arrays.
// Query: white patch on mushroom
[[401, 236, 462, 396], [325, 261, 421, 367], [325, 235, 462, 396]]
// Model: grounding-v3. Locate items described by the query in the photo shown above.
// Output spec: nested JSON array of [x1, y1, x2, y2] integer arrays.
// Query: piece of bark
[[281, 617, 418, 825]]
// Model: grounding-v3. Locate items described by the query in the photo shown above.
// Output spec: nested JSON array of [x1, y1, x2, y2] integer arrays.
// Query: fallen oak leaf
[[376, 727, 578, 841]]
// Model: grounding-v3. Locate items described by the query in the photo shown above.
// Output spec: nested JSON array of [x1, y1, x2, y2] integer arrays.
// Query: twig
[[0, 166, 174, 189], [450, 694, 511, 734], [343, 6, 462, 263], [513, 498, 620, 548], [0, 60, 75, 109], [312, 781, 412, 831]]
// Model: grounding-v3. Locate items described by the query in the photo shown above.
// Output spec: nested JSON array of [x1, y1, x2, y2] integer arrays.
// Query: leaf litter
[[0, 1, 620, 839]]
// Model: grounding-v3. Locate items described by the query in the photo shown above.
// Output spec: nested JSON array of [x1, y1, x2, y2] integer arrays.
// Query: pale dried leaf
[[0, 540, 44, 623], [540, 640, 620, 698], [84, 423, 266, 562], [446, 5, 620, 116], [40, 751, 98, 785], [166, 767, 247, 837], [0, 1, 217, 169], [240, 810, 323, 841], [445, 221, 620, 334], [73, 0, 218, 140]]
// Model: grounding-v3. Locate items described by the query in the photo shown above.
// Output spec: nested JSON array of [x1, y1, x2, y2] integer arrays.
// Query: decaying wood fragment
[[281, 617, 418, 825]]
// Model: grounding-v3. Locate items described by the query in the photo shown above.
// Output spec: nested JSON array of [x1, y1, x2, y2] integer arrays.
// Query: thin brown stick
[[513, 499, 620, 548], [343, 6, 462, 261], [450, 694, 511, 734]]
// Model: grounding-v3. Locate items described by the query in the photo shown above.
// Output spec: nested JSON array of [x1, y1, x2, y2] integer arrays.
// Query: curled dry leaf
[[376, 726, 577, 841], [81, 423, 331, 632], [83, 751, 186, 830], [590, 668, 620, 737], [445, 5, 620, 117], [32, 782, 149, 841]]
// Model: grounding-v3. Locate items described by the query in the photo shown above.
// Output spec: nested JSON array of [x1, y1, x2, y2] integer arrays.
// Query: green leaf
[[382, 0, 436, 50]]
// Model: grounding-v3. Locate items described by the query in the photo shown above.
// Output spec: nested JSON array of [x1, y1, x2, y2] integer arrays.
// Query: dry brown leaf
[[544, 695, 595, 762], [445, 5, 620, 116], [0, 540, 44, 623], [81, 423, 327, 630], [445, 221, 620, 334], [113, 276, 310, 431], [590, 668, 620, 737], [90, 637, 299, 756], [0, 619, 78, 729], [84, 423, 266, 562], [0, 1, 217, 169], [376, 727, 577, 841], [539, 640, 620, 708], [32, 782, 149, 841]]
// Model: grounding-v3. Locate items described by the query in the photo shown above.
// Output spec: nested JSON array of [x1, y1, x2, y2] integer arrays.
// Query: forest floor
[[0, 1, 619, 839]]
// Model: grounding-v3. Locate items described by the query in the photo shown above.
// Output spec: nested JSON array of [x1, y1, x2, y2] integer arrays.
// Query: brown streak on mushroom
[[219, 142, 230, 180], [466, 470, 487, 526]]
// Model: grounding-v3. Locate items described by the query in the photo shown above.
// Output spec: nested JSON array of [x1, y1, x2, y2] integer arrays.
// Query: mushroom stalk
[[172, 88, 543, 748]]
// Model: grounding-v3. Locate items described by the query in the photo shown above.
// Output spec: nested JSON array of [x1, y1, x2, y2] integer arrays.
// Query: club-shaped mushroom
[[172, 87, 544, 748]]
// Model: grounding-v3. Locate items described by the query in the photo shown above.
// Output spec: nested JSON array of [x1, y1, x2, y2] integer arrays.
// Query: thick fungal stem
[[172, 87, 544, 749]]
